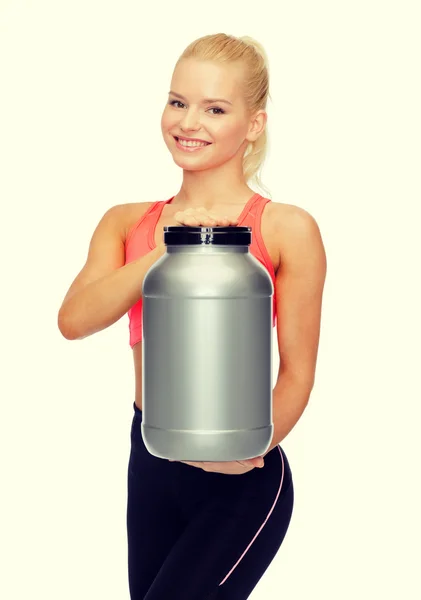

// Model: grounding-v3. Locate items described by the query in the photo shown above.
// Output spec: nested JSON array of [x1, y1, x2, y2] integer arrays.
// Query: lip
[[174, 136, 211, 153], [173, 135, 212, 144]]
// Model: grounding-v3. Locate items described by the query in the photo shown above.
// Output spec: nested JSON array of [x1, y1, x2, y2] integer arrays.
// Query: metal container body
[[141, 244, 274, 461]]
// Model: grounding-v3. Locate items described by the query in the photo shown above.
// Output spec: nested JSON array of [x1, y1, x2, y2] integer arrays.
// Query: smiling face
[[161, 59, 261, 172]]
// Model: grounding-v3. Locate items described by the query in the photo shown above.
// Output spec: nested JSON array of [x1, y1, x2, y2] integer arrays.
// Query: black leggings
[[127, 402, 294, 600]]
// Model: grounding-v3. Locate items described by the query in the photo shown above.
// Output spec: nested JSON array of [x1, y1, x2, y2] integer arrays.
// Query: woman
[[58, 33, 326, 600]]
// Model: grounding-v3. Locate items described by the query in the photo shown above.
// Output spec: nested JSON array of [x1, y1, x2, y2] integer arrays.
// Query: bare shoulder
[[271, 202, 325, 263], [271, 201, 319, 225], [113, 201, 155, 242]]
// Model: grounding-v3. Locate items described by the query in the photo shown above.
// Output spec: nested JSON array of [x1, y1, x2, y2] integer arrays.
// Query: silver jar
[[141, 225, 274, 461]]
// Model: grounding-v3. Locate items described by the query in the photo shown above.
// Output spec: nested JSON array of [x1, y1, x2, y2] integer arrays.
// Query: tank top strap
[[238, 194, 271, 224], [146, 196, 175, 248], [125, 199, 161, 248], [252, 195, 272, 222], [243, 194, 275, 279]]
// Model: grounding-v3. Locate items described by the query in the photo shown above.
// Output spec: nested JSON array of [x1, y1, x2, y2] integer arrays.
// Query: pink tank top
[[124, 193, 277, 348]]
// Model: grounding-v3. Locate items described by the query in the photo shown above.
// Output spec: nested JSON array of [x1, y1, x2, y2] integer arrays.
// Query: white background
[[1, 1, 420, 598]]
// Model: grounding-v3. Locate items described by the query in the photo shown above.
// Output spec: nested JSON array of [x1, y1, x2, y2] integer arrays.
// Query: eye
[[168, 100, 225, 115], [208, 107, 225, 115]]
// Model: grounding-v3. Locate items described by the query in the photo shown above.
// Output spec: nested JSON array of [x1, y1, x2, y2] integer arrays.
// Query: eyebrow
[[169, 91, 233, 106]]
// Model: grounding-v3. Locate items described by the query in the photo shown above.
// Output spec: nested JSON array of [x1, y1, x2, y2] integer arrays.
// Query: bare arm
[[57, 204, 166, 340], [263, 205, 327, 454]]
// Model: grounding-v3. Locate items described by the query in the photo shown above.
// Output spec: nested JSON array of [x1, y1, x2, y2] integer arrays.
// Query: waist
[[133, 401, 143, 418]]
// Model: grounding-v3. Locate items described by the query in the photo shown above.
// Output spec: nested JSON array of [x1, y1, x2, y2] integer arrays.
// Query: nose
[[178, 107, 201, 132]]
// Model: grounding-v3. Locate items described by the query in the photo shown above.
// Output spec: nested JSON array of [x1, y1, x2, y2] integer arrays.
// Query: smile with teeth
[[175, 136, 211, 150]]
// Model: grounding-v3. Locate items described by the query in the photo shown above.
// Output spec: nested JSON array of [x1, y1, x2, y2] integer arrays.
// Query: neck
[[172, 161, 255, 210], [172, 186, 256, 210]]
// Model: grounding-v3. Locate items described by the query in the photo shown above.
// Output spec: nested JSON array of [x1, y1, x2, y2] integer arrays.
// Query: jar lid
[[163, 226, 252, 246]]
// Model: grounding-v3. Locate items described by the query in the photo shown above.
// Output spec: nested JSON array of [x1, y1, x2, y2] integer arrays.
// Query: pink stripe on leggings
[[218, 445, 285, 586]]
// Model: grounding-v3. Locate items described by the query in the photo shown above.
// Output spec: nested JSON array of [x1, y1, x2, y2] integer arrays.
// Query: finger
[[173, 211, 201, 226], [180, 218, 201, 226], [222, 215, 235, 225], [216, 214, 239, 225], [237, 460, 254, 468], [191, 212, 217, 224], [207, 212, 229, 225], [206, 215, 232, 226]]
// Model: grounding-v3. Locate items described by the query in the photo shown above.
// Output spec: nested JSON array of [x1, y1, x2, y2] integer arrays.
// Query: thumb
[[237, 459, 262, 468]]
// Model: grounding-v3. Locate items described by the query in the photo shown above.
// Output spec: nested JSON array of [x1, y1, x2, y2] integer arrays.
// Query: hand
[[169, 456, 264, 475], [173, 206, 239, 228]]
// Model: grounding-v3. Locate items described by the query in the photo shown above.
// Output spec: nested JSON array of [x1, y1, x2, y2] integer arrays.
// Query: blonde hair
[[176, 33, 272, 199]]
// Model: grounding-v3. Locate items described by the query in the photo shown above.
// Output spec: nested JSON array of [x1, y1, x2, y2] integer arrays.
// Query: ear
[[246, 109, 267, 143]]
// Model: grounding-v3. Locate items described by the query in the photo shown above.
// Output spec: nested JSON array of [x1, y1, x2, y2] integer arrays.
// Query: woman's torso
[[121, 197, 283, 411]]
